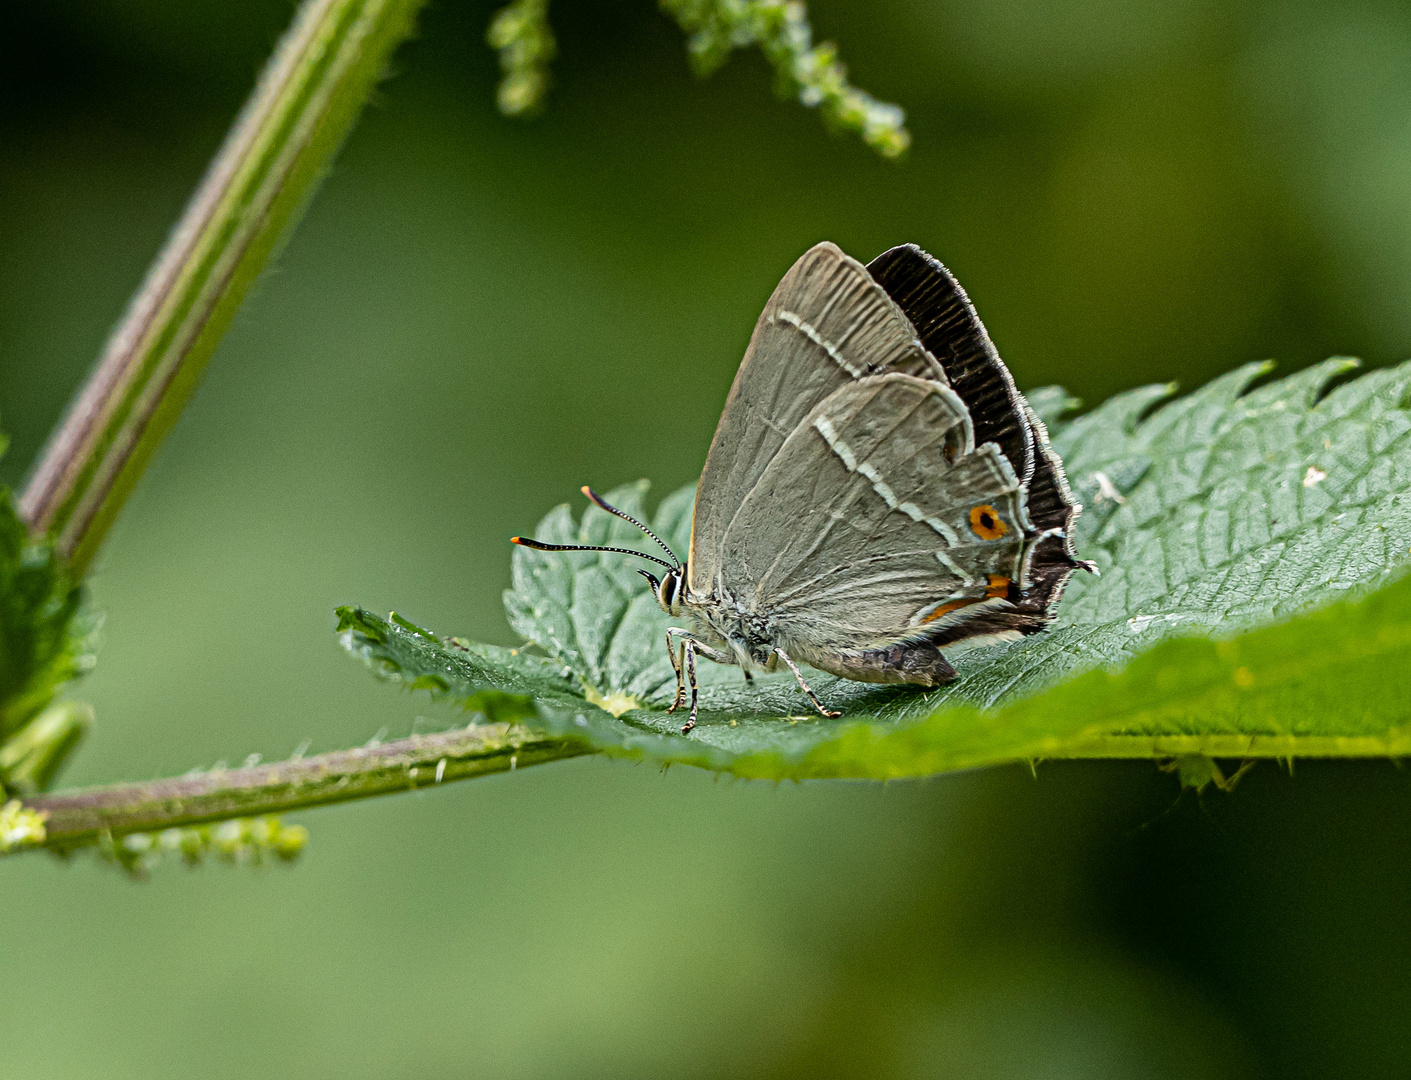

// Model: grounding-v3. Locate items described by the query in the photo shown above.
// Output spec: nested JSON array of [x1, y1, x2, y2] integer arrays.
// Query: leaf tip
[[335, 606, 386, 644]]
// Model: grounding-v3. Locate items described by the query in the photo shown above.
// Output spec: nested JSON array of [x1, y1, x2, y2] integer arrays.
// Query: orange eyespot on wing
[[985, 574, 1011, 599], [970, 504, 1008, 540]]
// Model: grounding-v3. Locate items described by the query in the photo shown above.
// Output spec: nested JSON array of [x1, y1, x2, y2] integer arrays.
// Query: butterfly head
[[638, 563, 689, 616], [512, 486, 689, 615]]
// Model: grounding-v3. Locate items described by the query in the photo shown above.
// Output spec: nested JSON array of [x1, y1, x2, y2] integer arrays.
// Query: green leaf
[[0, 702, 92, 796], [339, 359, 1411, 777], [0, 488, 93, 792], [336, 604, 576, 702]]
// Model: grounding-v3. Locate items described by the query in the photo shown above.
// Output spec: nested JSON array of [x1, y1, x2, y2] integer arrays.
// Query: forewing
[[715, 374, 1032, 651], [689, 242, 949, 594], [867, 244, 1036, 484]]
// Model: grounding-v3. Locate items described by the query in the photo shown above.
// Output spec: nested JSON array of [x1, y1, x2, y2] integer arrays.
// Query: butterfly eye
[[970, 504, 1008, 540]]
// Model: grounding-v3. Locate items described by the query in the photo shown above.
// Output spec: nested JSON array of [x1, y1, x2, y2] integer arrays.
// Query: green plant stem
[[17, 725, 588, 853], [19, 0, 426, 574], [22, 721, 1405, 854]]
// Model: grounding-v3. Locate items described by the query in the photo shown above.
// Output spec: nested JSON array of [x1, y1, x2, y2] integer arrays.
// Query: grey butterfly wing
[[866, 244, 1088, 638], [714, 373, 1033, 653], [688, 242, 950, 595], [866, 243, 1036, 485]]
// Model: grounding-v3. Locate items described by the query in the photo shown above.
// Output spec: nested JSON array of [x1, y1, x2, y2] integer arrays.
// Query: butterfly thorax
[[668, 584, 779, 671], [649, 562, 796, 671]]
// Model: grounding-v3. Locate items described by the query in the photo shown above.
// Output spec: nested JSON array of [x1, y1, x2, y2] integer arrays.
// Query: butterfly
[[514, 242, 1094, 732]]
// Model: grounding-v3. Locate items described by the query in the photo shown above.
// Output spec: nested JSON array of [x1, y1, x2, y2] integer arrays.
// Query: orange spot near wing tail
[[921, 575, 1013, 624], [921, 597, 980, 623]]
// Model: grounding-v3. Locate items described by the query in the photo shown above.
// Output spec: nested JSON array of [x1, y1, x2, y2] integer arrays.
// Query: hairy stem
[[18, 725, 589, 853], [19, 0, 426, 574]]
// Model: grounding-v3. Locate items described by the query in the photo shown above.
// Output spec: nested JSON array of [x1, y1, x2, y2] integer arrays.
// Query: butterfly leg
[[665, 629, 733, 733], [681, 641, 700, 734], [665, 631, 687, 713], [774, 648, 842, 718]]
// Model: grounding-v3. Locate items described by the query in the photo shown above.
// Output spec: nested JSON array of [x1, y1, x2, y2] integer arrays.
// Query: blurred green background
[[5, 0, 1411, 1076]]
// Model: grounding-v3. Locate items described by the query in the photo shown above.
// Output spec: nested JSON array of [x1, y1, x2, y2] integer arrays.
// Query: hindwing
[[713, 374, 1032, 651], [863, 245, 1089, 646]]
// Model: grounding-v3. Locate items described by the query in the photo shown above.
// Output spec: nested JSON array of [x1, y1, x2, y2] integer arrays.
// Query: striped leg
[[774, 648, 841, 718], [665, 631, 687, 713], [665, 628, 732, 733], [681, 640, 700, 734]]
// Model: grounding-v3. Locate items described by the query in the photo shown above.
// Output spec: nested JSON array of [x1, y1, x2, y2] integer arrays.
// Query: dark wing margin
[[1013, 405, 1090, 609], [867, 245, 1093, 648], [866, 244, 1035, 485]]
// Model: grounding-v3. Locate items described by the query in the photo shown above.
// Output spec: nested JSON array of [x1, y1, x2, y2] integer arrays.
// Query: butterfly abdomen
[[801, 639, 960, 687]]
